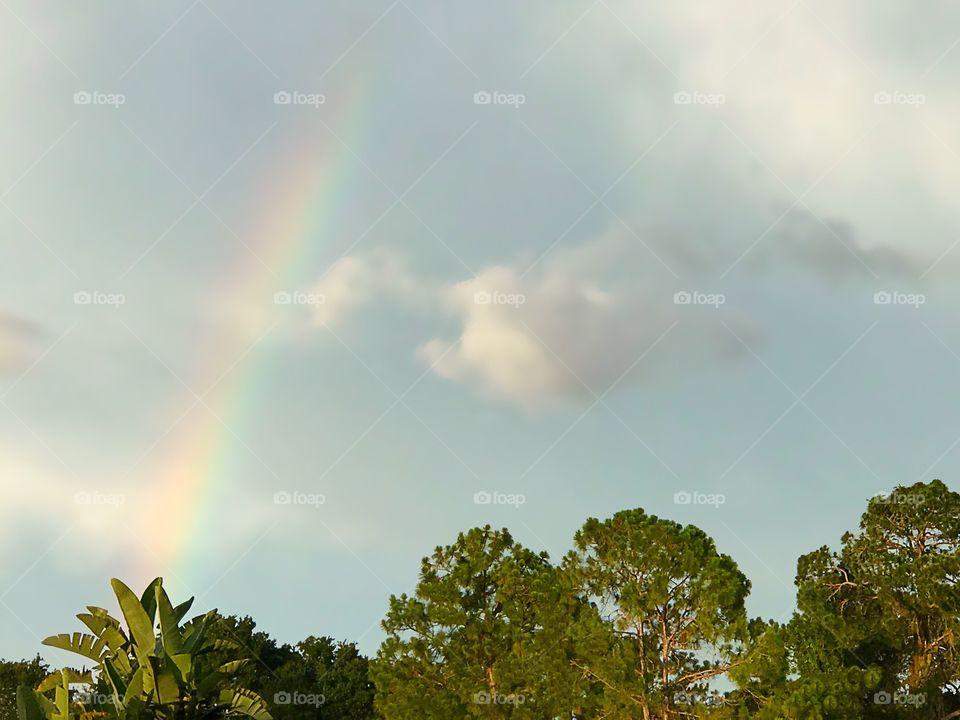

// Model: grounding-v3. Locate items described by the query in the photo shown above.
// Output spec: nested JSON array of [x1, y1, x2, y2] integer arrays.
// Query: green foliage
[[202, 616, 376, 720], [0, 658, 48, 720], [564, 508, 753, 719], [766, 480, 960, 719], [16, 578, 272, 720], [9, 479, 960, 720], [373, 526, 582, 719]]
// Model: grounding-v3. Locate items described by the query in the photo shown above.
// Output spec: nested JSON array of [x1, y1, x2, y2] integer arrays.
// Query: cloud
[[755, 210, 928, 282], [535, 0, 960, 268], [0, 449, 126, 566], [0, 313, 44, 376], [418, 233, 747, 410], [308, 249, 420, 328]]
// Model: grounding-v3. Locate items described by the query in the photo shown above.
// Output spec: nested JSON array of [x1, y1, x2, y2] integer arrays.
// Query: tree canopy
[[6, 479, 960, 720]]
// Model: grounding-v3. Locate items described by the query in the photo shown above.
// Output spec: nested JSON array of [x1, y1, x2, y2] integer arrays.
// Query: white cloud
[[0, 449, 122, 566], [543, 1, 960, 266], [418, 233, 745, 410], [308, 249, 420, 327]]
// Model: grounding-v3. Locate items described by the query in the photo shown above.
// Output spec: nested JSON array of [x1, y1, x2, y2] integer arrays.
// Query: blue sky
[[3, 1, 960, 661]]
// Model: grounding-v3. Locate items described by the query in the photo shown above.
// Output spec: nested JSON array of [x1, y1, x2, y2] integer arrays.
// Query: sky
[[3, 0, 960, 662]]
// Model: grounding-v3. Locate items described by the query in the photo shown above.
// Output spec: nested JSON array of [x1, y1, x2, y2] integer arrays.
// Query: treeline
[[3, 480, 959, 719]]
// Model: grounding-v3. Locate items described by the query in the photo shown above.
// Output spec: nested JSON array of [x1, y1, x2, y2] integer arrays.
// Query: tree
[[203, 617, 377, 720], [201, 615, 304, 720], [373, 526, 582, 719], [0, 658, 47, 720], [766, 480, 960, 719], [17, 577, 272, 720], [296, 637, 376, 719], [564, 509, 752, 720]]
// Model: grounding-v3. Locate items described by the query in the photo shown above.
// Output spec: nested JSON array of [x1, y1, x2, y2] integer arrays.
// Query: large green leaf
[[102, 657, 128, 706], [34, 676, 60, 695], [216, 660, 252, 675], [139, 578, 162, 628], [181, 612, 216, 654], [123, 667, 145, 706], [76, 614, 129, 665], [155, 585, 184, 655], [207, 639, 242, 653], [218, 688, 272, 720], [42, 633, 106, 662], [155, 671, 181, 706], [111, 579, 156, 656], [16, 687, 47, 720], [36, 669, 91, 694], [167, 654, 192, 685], [85, 607, 120, 624], [172, 598, 194, 625], [52, 683, 69, 720], [123, 697, 146, 720], [35, 696, 55, 719]]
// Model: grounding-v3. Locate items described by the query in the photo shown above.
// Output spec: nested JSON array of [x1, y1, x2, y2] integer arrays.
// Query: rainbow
[[135, 76, 374, 586]]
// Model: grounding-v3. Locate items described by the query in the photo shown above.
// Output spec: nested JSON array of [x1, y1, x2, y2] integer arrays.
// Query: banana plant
[[17, 578, 272, 720]]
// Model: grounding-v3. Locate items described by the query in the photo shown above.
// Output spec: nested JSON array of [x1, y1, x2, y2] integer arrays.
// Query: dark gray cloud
[[772, 211, 927, 282]]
